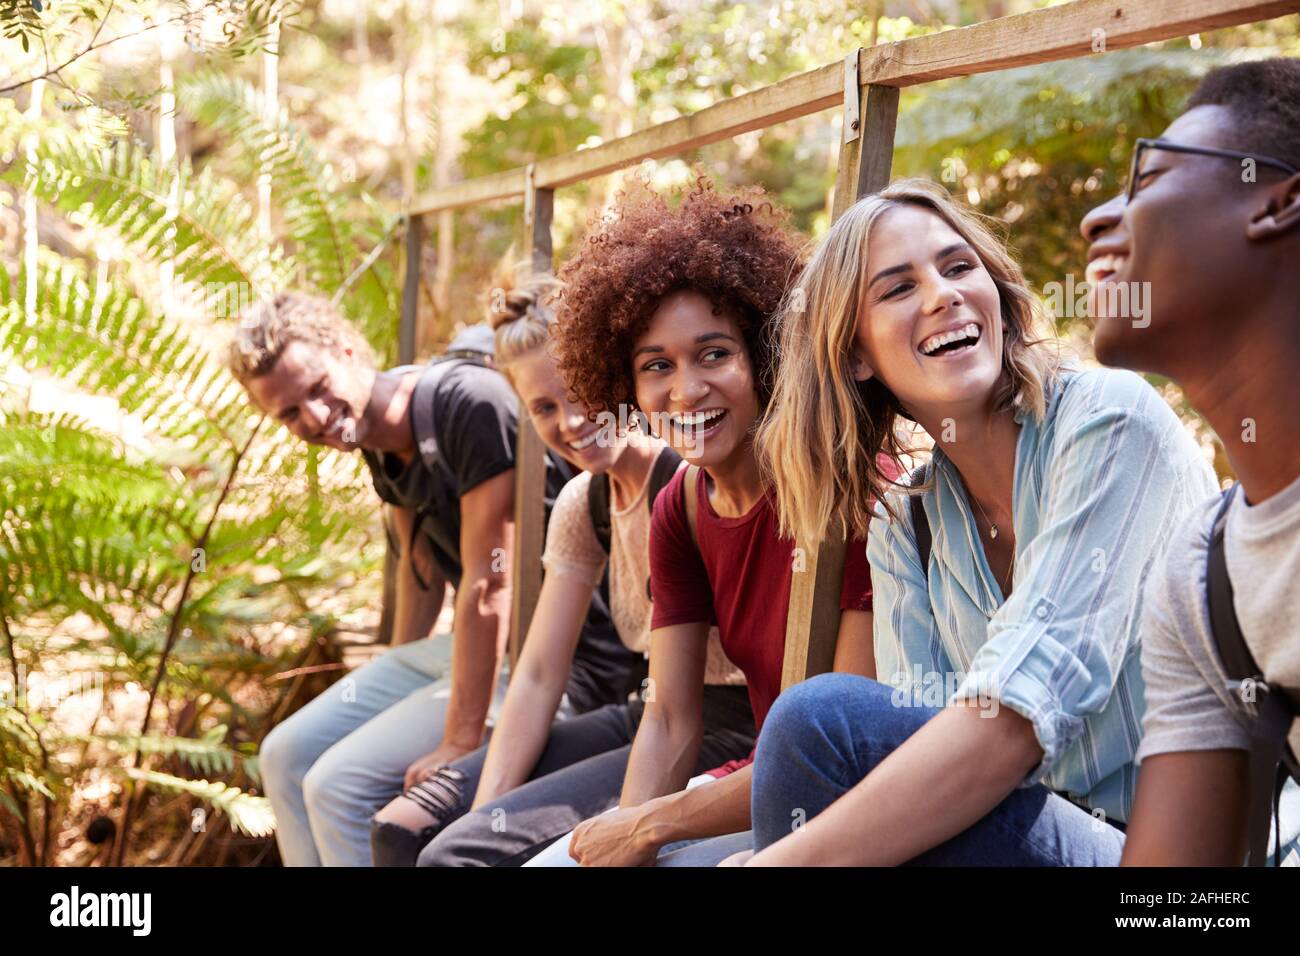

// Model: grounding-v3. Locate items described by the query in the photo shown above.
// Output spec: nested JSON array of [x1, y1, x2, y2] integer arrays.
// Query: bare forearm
[[441, 576, 510, 750], [638, 764, 752, 847], [618, 708, 702, 808], [750, 705, 1041, 866], [472, 669, 566, 809], [389, 511, 445, 646], [393, 564, 444, 645]]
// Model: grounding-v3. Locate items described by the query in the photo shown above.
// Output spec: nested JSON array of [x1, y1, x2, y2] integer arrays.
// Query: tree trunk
[[22, 78, 44, 326], [258, 18, 280, 245]]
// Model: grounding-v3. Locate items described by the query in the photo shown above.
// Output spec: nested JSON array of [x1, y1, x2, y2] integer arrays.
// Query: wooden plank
[[781, 82, 900, 691], [508, 165, 554, 667], [535, 59, 843, 192], [406, 0, 1294, 215], [856, 0, 1300, 88], [377, 213, 427, 646], [376, 521, 397, 645], [857, 85, 900, 196], [398, 213, 423, 365], [409, 167, 527, 216]]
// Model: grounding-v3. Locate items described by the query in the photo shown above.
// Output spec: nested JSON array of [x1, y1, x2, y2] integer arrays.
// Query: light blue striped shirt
[[869, 367, 1219, 823]]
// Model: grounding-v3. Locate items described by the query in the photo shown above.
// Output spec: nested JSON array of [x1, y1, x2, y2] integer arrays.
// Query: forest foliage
[[1, 1, 1296, 864]]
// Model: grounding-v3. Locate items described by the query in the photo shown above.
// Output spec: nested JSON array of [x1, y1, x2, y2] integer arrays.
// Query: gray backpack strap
[[402, 354, 489, 590], [408, 354, 491, 479], [1206, 484, 1299, 866]]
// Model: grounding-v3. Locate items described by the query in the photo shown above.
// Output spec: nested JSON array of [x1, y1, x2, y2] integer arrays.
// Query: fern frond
[[177, 72, 352, 293], [124, 768, 275, 837], [0, 767, 55, 800], [0, 410, 180, 512], [0, 253, 245, 452], [1, 491, 191, 618], [61, 725, 238, 777], [3, 138, 289, 295]]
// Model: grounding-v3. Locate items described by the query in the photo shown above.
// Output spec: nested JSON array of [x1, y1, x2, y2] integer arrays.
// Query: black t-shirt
[[361, 360, 644, 712]]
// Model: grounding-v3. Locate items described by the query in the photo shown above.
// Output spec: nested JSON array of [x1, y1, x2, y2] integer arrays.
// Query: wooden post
[[509, 165, 554, 666], [375, 213, 426, 646], [399, 213, 424, 365], [780, 55, 899, 690]]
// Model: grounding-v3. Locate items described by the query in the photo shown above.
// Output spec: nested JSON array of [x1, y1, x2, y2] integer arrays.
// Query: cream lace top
[[542, 464, 746, 686]]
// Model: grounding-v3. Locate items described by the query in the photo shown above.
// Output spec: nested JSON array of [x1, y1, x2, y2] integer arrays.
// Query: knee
[[415, 812, 485, 868], [763, 673, 873, 749], [371, 817, 432, 868], [300, 752, 351, 822], [259, 719, 312, 796]]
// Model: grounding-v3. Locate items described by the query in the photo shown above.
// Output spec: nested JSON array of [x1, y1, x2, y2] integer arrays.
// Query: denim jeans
[[258, 637, 509, 867], [750, 673, 1126, 865], [523, 773, 753, 868], [377, 700, 635, 867], [421, 684, 756, 867]]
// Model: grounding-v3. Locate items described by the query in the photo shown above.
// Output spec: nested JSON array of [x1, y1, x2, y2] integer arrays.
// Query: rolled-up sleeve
[[951, 398, 1198, 784]]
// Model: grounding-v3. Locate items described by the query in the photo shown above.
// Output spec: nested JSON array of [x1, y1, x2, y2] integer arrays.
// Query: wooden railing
[[394, 0, 1298, 680]]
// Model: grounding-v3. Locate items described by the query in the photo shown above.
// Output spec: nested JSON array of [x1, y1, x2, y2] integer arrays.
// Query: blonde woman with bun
[[743, 178, 1218, 866], [371, 262, 755, 867]]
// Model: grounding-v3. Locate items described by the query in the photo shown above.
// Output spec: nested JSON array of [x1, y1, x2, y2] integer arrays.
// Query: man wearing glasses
[[1080, 58, 1300, 866]]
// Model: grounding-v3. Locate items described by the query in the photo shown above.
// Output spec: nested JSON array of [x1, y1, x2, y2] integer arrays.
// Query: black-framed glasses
[[1125, 137, 1299, 203]]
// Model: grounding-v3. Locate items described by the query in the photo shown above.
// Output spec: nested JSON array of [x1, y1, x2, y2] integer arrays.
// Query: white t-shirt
[[1136, 472, 1300, 864]]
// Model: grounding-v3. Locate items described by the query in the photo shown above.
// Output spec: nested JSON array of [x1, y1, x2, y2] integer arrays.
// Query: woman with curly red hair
[[525, 174, 897, 867]]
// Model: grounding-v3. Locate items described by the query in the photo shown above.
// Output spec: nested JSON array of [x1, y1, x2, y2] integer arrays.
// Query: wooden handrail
[[406, 0, 1298, 215], [394, 0, 1298, 677]]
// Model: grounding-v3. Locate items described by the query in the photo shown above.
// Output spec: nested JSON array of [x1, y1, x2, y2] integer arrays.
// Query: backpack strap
[[587, 445, 683, 558], [909, 463, 932, 574], [683, 464, 701, 552], [646, 446, 684, 513], [588, 473, 612, 556], [409, 354, 490, 479], [405, 353, 491, 590], [910, 494, 931, 574], [1206, 484, 1299, 866]]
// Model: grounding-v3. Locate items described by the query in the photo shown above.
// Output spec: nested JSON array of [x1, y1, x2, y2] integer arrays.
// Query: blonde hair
[[228, 291, 374, 385], [755, 178, 1063, 547], [486, 254, 562, 377]]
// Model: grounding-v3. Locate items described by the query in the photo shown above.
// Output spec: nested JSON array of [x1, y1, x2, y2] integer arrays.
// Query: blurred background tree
[[2, 0, 1296, 864]]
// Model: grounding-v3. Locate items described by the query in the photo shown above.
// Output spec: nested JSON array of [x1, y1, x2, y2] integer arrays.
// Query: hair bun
[[486, 254, 560, 330]]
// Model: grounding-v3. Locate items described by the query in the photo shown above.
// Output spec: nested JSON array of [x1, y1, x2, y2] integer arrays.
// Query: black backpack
[[395, 348, 495, 591], [587, 446, 683, 600], [1206, 485, 1300, 866], [408, 351, 494, 480]]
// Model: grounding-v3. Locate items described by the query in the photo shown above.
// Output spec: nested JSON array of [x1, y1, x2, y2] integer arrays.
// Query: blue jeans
[[423, 685, 756, 867], [259, 637, 509, 866], [750, 673, 1126, 866], [523, 775, 756, 868]]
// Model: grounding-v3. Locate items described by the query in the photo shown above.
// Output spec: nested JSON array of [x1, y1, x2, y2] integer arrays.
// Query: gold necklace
[[969, 490, 1015, 594], [969, 490, 1002, 540]]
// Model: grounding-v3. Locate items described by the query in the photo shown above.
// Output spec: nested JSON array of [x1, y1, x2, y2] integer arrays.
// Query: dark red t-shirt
[[649, 459, 893, 761]]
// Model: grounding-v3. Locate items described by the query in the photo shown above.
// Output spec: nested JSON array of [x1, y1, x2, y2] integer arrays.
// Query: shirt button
[[1035, 605, 1048, 619]]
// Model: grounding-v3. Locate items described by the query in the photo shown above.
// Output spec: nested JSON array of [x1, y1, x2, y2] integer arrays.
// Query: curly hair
[[551, 173, 805, 418], [228, 291, 374, 385], [1187, 57, 1300, 168]]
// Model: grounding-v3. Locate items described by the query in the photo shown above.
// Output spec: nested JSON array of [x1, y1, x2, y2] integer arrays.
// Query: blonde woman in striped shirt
[[744, 179, 1216, 866]]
